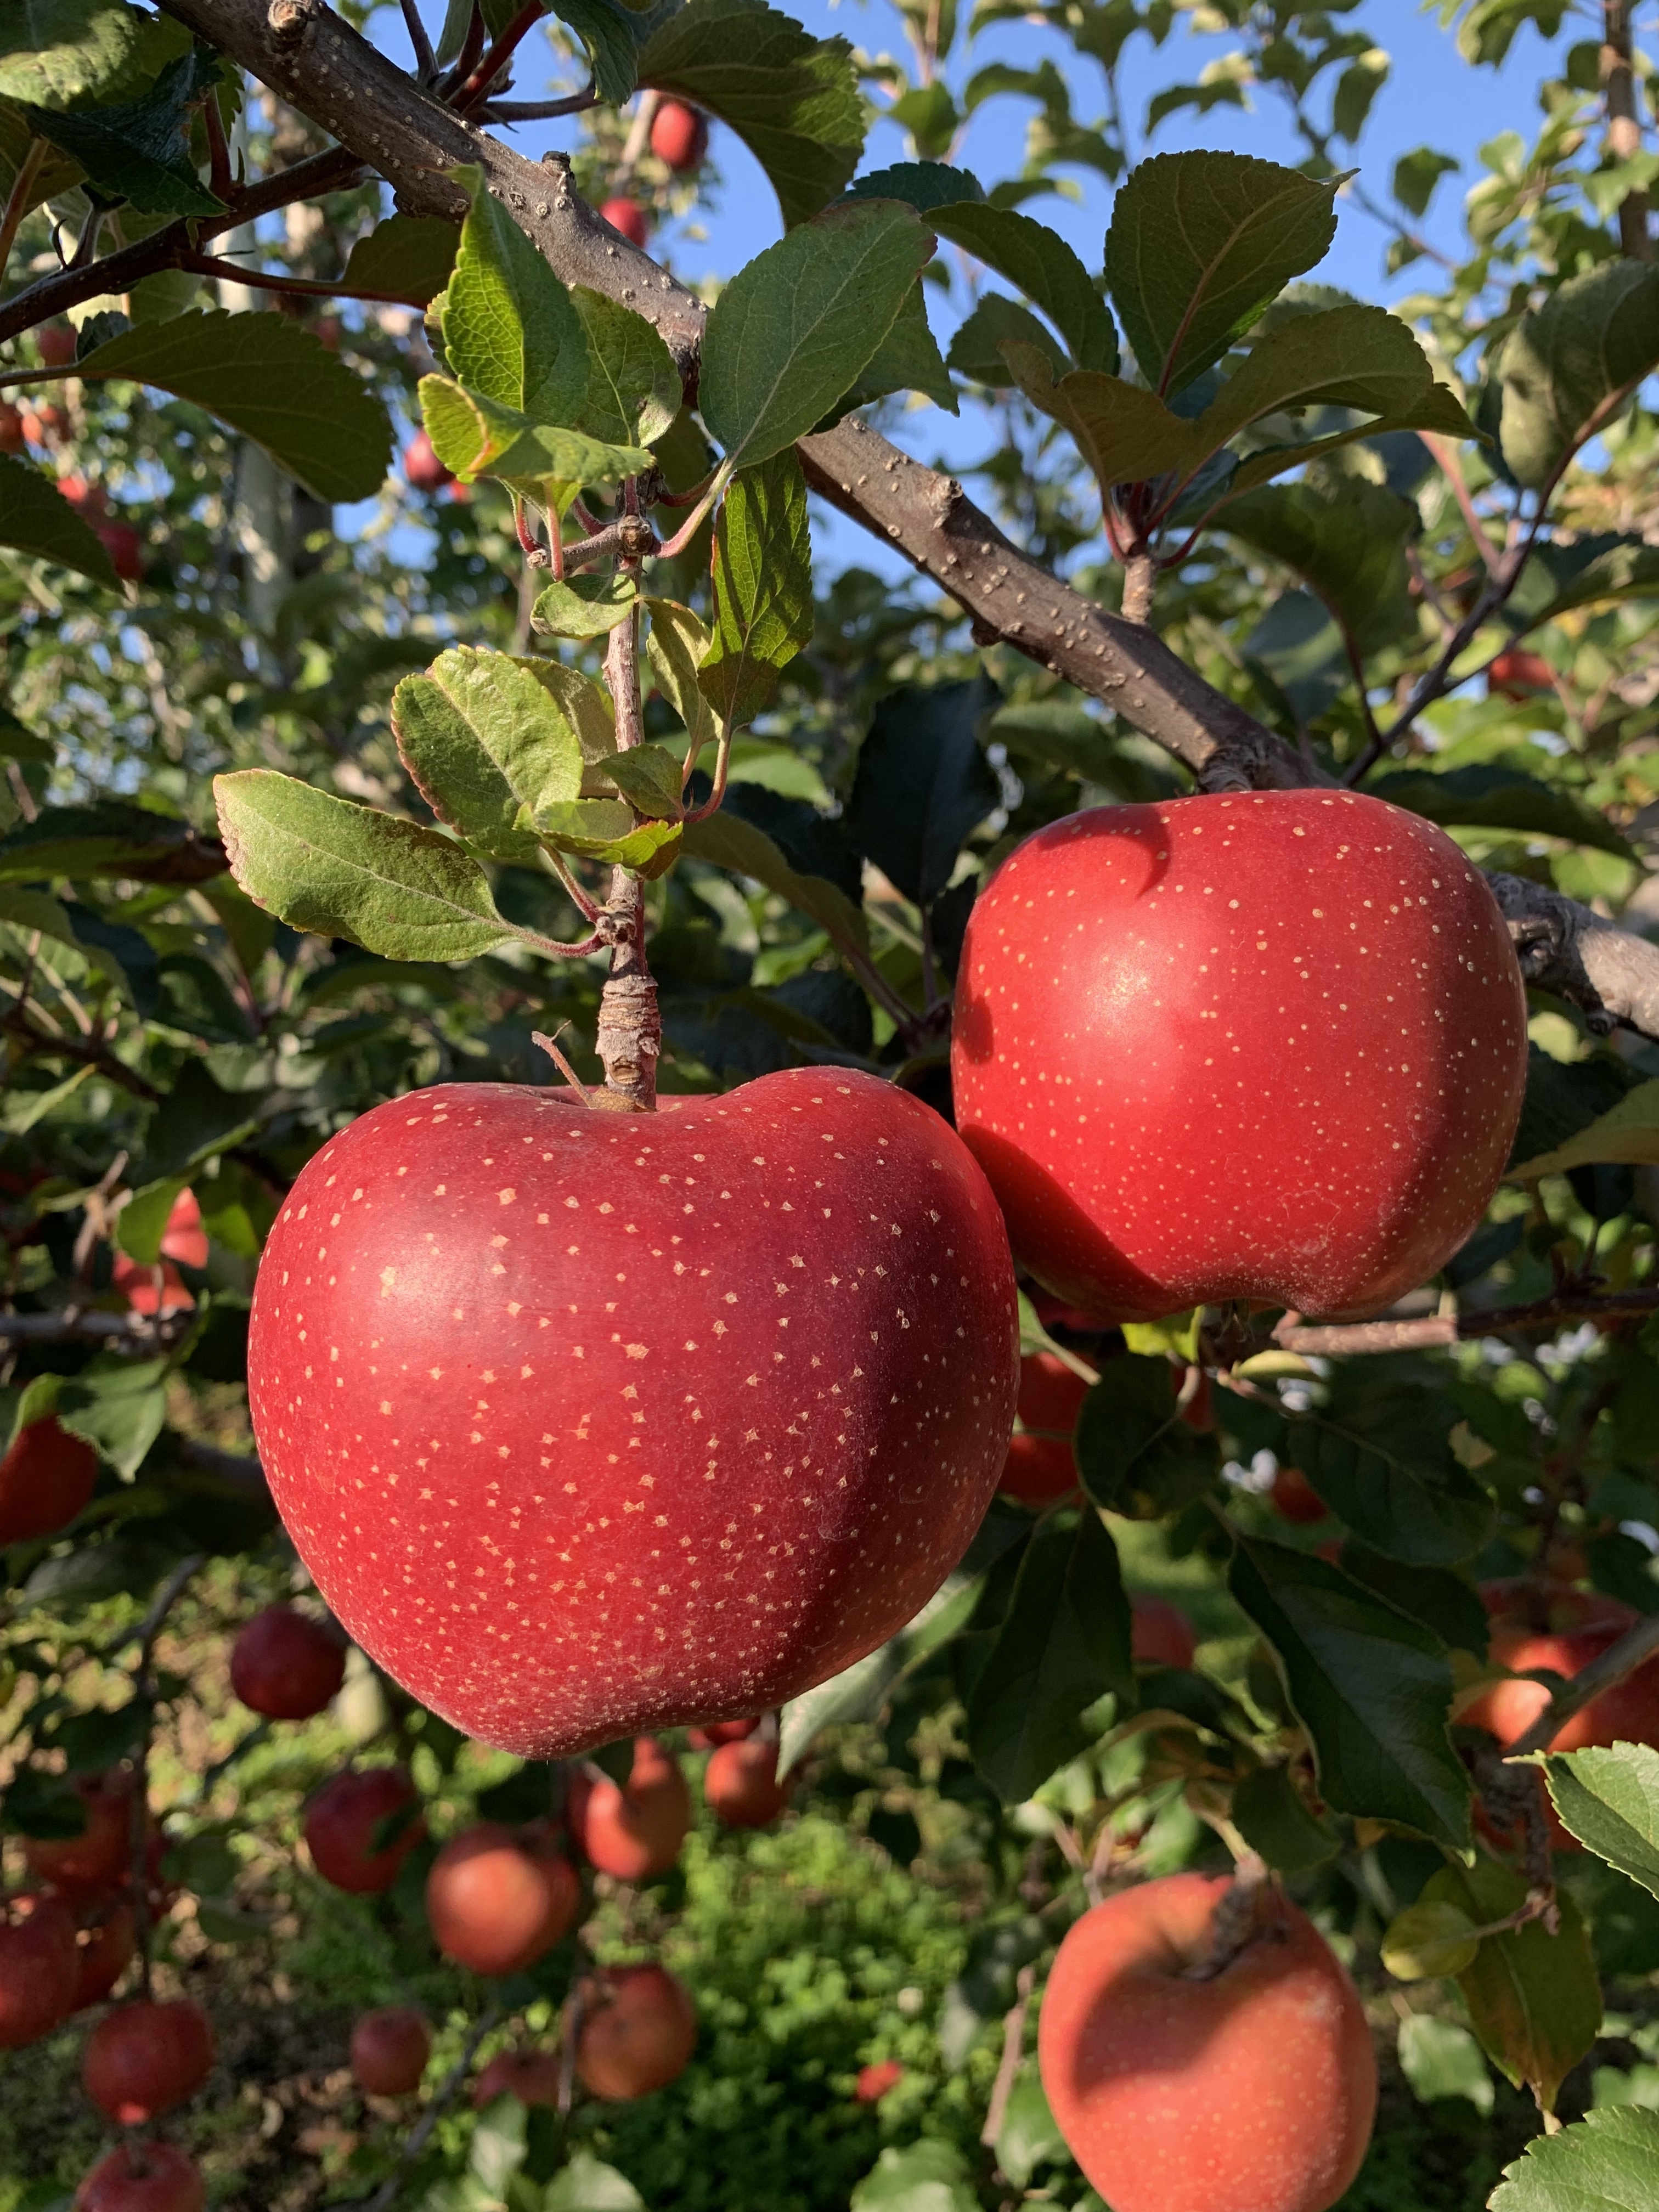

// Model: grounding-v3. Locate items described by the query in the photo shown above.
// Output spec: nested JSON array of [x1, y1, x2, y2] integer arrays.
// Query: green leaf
[[1490, 2104, 1659, 2210], [0, 455, 120, 587], [1289, 1414, 1493, 1566], [76, 311, 392, 502], [569, 286, 682, 446], [847, 160, 985, 211], [851, 2138, 978, 2212], [1002, 345, 1198, 491], [1423, 1857, 1600, 2113], [1393, 147, 1460, 220], [1500, 261, 1659, 490], [933, 202, 1118, 372], [0, 800, 223, 884], [1220, 478, 1418, 659], [680, 808, 868, 955], [391, 648, 585, 862], [1381, 1899, 1482, 1980], [116, 1176, 187, 1264], [17, 43, 222, 216], [1105, 151, 1340, 396], [995, 2068, 1071, 2189], [1229, 1534, 1469, 1846], [698, 450, 812, 730], [841, 676, 998, 908], [966, 1506, 1133, 1803], [128, 1062, 262, 1186], [1197, 303, 1475, 453], [548, 0, 655, 106], [1522, 534, 1659, 627], [645, 597, 719, 759], [544, 2153, 648, 2212], [441, 170, 588, 424], [58, 1356, 167, 1478], [699, 200, 935, 466], [1509, 1077, 1659, 1178], [214, 771, 519, 963], [1367, 763, 1632, 858], [0, 885, 131, 1000], [0, 0, 184, 108], [948, 298, 1065, 388], [601, 744, 685, 821], [341, 212, 459, 308], [1538, 1743, 1659, 1898], [420, 378, 650, 496], [640, 0, 865, 229], [830, 281, 956, 417], [1398, 2015, 1493, 2115], [469, 2094, 527, 2191], [1074, 1353, 1215, 1520], [532, 570, 639, 640], [1231, 1763, 1340, 1874], [532, 799, 681, 872]]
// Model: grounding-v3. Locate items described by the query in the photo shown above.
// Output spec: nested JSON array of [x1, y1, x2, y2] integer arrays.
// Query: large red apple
[[230, 1602, 347, 1719], [426, 1821, 580, 1973], [0, 1413, 98, 1543], [0, 1891, 78, 2045], [246, 1069, 1018, 1754], [76, 2142, 205, 2212], [83, 1997, 214, 2122], [575, 1963, 696, 2099], [953, 793, 1527, 1321], [352, 2005, 431, 2095], [1039, 1872, 1375, 2212], [571, 1737, 691, 1880], [303, 1765, 425, 1893], [1000, 1351, 1087, 1504]]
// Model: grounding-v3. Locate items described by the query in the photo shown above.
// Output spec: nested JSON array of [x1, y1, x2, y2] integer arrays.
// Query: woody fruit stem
[[596, 575, 660, 1111]]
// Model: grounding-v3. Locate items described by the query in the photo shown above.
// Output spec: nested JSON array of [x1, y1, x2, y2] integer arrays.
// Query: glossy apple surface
[[704, 1737, 790, 1829], [230, 1602, 347, 1719], [426, 1822, 580, 1974], [1039, 1872, 1375, 2212], [571, 1737, 690, 1880], [248, 1070, 1018, 1754], [0, 1891, 77, 2045], [0, 1413, 98, 1544], [953, 793, 1527, 1321], [999, 1352, 1087, 1504], [352, 2005, 431, 2095], [1130, 1593, 1196, 1671], [303, 1765, 425, 1893], [83, 1997, 214, 2122], [575, 1963, 697, 2099], [76, 2142, 205, 2212]]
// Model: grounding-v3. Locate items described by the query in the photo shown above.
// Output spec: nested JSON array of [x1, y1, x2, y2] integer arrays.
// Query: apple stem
[[596, 601, 661, 1111], [531, 1029, 591, 1101], [1189, 1850, 1271, 1979]]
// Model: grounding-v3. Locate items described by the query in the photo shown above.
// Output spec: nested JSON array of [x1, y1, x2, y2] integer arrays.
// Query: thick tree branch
[[1489, 871, 1659, 1040]]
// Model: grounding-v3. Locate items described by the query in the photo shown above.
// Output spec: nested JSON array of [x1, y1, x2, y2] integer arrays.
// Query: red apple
[[25, 402, 66, 443], [230, 1602, 347, 1719], [403, 430, 454, 493], [650, 100, 709, 171], [303, 1765, 425, 1894], [0, 1891, 78, 2046], [97, 521, 146, 583], [600, 196, 649, 247], [68, 1892, 136, 2010], [1487, 648, 1555, 699], [1463, 1581, 1659, 1754], [575, 1963, 696, 2100], [1130, 1593, 1196, 1671], [0, 400, 25, 454], [38, 321, 79, 367], [704, 1737, 789, 1829], [160, 1188, 207, 1269], [351, 2004, 431, 2095], [1271, 1465, 1330, 1526], [854, 2057, 905, 2102], [111, 1254, 195, 1316], [686, 1716, 759, 1750], [244, 1069, 1018, 1754], [0, 1413, 98, 1544], [24, 1769, 138, 1893], [1039, 1872, 1376, 2212], [76, 2142, 205, 2212], [1000, 1351, 1088, 1505], [57, 474, 107, 518], [83, 1997, 214, 2123], [953, 793, 1528, 1321], [1031, 1293, 1109, 1333], [472, 2043, 561, 2108], [571, 1737, 690, 1880], [426, 1821, 580, 1974]]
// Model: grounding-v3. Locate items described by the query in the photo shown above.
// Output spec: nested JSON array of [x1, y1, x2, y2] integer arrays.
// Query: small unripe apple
[[303, 1765, 425, 1893], [686, 1716, 759, 1750], [38, 321, 78, 367], [0, 400, 25, 454], [571, 1738, 690, 1880], [68, 1891, 136, 2009], [1130, 1594, 1196, 1671], [245, 1070, 1017, 1756], [575, 1963, 696, 2100], [230, 1603, 348, 1719], [650, 100, 709, 171], [472, 2043, 561, 2108], [351, 2004, 431, 2095], [426, 1821, 581, 1974], [854, 2057, 904, 2102], [76, 2141, 205, 2212], [1039, 1872, 1376, 2212], [600, 196, 649, 247], [403, 430, 454, 493], [83, 1997, 214, 2123], [1271, 1465, 1329, 1526], [160, 1188, 207, 1268], [24, 1769, 138, 1892], [954, 793, 1528, 1321], [999, 1351, 1087, 1504], [0, 1891, 78, 2045], [0, 1413, 98, 1544], [1487, 648, 1555, 699], [704, 1737, 790, 1829]]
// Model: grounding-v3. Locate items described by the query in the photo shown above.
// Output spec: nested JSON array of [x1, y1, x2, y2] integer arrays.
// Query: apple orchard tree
[[16, 0, 1659, 2206]]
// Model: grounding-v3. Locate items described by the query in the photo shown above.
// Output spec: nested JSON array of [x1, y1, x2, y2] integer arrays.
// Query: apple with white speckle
[[953, 792, 1527, 1322], [247, 1068, 1018, 1755]]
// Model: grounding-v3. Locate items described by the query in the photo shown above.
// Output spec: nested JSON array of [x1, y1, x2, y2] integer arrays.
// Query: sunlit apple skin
[[1464, 1581, 1659, 1754], [352, 2005, 431, 2095], [0, 1891, 78, 2045], [303, 1765, 425, 1894], [571, 1737, 690, 1879], [650, 99, 709, 171], [1000, 1351, 1087, 1504], [600, 196, 649, 247], [704, 1737, 790, 1828], [76, 2142, 205, 2212], [0, 1413, 98, 1543], [248, 1069, 1018, 1756], [1130, 1593, 1196, 1670], [231, 1603, 347, 1719], [1039, 1873, 1376, 2212], [83, 1997, 214, 2123], [953, 793, 1527, 1321], [575, 1964, 697, 2100], [24, 1768, 137, 1892], [426, 1822, 580, 1973]]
